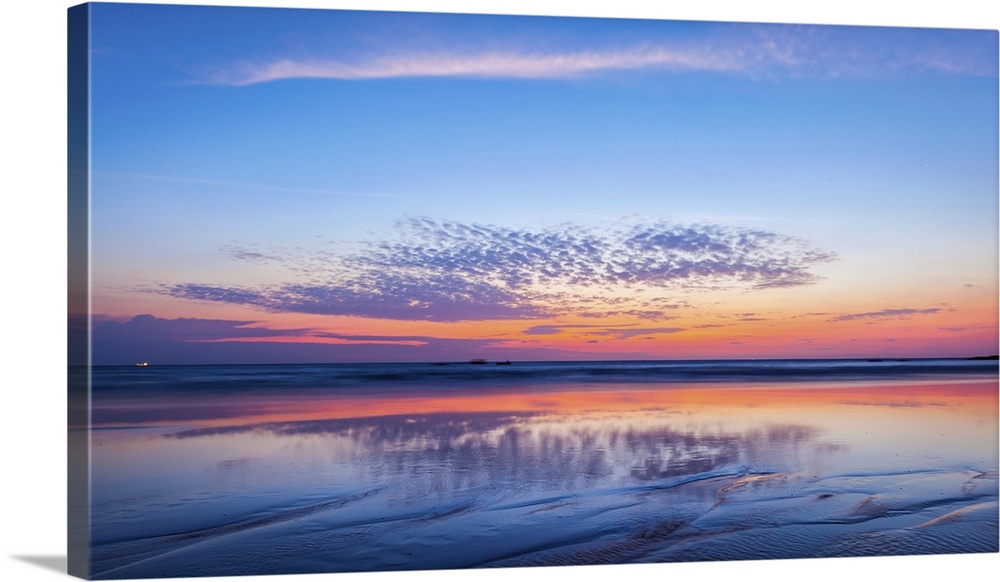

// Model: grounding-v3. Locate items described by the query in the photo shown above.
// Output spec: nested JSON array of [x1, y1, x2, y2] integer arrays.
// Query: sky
[[79, 2, 999, 364]]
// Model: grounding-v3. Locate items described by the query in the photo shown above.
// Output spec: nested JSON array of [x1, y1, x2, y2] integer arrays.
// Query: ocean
[[79, 359, 999, 578]]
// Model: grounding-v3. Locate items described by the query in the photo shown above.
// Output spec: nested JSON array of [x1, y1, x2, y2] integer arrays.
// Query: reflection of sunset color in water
[[92, 377, 998, 428], [87, 366, 998, 578]]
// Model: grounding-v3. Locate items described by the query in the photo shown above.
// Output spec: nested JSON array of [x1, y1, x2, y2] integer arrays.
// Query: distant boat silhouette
[[135, 361, 149, 367], [496, 360, 512, 365], [468, 359, 487, 365]]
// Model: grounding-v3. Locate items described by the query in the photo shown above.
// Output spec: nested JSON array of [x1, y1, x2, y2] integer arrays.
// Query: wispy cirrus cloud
[[200, 44, 743, 86], [591, 327, 686, 340], [577, 309, 681, 321], [524, 324, 619, 336], [829, 308, 942, 323], [523, 324, 685, 340], [193, 24, 997, 86], [159, 217, 835, 323], [939, 325, 998, 333]]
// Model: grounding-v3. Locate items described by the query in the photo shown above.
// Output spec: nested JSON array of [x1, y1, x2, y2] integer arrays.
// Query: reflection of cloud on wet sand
[[166, 411, 829, 489]]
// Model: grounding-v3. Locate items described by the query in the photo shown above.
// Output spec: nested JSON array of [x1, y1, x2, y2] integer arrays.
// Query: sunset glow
[[81, 5, 998, 365]]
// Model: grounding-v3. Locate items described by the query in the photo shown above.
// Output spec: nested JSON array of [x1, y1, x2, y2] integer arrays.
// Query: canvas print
[[68, 2, 999, 579]]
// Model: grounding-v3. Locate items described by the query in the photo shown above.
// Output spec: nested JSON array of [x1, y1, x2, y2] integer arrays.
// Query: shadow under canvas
[[13, 555, 68, 575]]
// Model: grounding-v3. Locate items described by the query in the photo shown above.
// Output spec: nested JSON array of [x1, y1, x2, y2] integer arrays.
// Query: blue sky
[[90, 7, 997, 239], [80, 2, 999, 363]]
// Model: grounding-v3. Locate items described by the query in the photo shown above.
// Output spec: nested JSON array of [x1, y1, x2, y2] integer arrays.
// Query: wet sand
[[87, 373, 998, 578]]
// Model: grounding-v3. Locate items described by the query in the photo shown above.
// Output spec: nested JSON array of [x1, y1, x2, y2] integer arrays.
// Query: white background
[[2, 1, 998, 581]]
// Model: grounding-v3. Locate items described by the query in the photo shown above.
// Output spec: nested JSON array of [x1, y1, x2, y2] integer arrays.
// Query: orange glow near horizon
[[89, 274, 999, 362]]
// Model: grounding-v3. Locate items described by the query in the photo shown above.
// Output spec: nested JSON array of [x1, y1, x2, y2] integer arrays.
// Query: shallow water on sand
[[86, 362, 998, 579]]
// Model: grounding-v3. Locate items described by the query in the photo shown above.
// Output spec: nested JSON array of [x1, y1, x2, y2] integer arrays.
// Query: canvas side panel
[[67, 3, 92, 579]]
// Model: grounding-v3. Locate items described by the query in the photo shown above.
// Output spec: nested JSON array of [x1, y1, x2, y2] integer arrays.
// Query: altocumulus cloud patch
[[161, 218, 836, 322]]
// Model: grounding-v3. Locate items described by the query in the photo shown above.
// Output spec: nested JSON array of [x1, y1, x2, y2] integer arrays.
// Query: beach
[[82, 360, 998, 578]]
